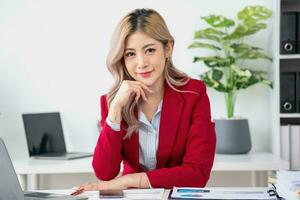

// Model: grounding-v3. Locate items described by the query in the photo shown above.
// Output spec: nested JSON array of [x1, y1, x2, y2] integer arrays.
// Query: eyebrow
[[125, 43, 156, 51]]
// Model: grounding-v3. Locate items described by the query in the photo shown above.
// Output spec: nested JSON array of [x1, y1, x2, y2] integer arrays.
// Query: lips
[[138, 71, 152, 78]]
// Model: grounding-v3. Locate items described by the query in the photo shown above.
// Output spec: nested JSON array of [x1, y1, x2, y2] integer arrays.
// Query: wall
[[0, 0, 274, 188]]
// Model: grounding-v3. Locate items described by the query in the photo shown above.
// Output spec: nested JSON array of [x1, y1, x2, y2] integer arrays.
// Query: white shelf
[[280, 113, 300, 118], [279, 54, 300, 59], [213, 152, 289, 171]]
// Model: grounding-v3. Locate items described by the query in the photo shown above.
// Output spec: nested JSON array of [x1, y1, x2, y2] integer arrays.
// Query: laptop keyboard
[[25, 192, 52, 197], [39, 152, 67, 157]]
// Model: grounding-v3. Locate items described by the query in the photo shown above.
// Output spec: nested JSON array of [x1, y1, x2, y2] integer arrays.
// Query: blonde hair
[[106, 8, 190, 138]]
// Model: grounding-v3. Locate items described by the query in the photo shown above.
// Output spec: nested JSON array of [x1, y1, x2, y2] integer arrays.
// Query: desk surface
[[38, 189, 171, 200], [14, 152, 289, 174], [39, 188, 275, 200]]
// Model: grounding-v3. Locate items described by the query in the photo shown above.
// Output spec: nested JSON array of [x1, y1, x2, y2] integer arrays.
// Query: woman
[[81, 8, 216, 190]]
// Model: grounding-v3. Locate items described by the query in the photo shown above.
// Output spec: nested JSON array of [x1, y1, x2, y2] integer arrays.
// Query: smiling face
[[123, 31, 172, 89]]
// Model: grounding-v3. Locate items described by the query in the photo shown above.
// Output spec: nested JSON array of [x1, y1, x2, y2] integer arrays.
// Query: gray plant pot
[[214, 118, 252, 154]]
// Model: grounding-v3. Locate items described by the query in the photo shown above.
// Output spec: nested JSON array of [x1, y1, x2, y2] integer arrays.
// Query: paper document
[[170, 187, 277, 199]]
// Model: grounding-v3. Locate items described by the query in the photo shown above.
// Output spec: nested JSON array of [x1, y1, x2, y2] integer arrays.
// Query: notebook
[[22, 112, 92, 160], [0, 138, 87, 200]]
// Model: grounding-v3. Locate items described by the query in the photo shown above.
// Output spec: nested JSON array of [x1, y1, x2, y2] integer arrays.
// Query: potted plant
[[188, 5, 272, 154]]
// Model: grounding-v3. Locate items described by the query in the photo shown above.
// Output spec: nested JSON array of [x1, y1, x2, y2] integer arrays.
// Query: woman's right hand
[[108, 80, 153, 124]]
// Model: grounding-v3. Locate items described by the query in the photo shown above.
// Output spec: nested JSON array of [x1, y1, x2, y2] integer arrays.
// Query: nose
[[137, 54, 147, 69]]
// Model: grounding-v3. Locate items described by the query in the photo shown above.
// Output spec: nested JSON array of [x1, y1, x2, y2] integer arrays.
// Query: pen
[[70, 188, 84, 196]]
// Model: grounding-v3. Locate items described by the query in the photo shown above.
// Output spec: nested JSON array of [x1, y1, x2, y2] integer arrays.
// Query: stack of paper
[[170, 187, 277, 199], [276, 170, 300, 200]]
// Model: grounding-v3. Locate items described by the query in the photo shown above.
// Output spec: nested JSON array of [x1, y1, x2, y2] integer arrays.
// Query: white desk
[[37, 188, 278, 200], [38, 189, 171, 200], [14, 152, 289, 190]]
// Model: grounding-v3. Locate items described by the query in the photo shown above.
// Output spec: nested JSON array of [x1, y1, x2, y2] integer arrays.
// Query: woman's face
[[123, 31, 172, 88]]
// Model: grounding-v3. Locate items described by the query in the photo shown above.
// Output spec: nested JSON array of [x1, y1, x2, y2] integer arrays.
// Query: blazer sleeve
[[146, 85, 216, 188], [92, 95, 126, 181]]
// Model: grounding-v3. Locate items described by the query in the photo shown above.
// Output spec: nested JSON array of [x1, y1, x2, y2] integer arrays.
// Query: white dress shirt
[[105, 101, 162, 170]]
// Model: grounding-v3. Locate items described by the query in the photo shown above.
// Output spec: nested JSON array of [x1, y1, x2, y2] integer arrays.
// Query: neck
[[146, 78, 165, 101]]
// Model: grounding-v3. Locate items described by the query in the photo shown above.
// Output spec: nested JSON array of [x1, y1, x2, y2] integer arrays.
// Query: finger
[[132, 86, 147, 102], [77, 185, 84, 190], [138, 87, 148, 102], [134, 91, 141, 103], [82, 184, 94, 191], [132, 81, 154, 93]]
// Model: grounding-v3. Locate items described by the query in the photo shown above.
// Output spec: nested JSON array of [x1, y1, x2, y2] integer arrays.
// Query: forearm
[[92, 123, 124, 180], [108, 101, 122, 124], [117, 173, 151, 189]]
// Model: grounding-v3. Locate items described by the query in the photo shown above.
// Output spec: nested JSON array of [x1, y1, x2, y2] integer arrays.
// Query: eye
[[146, 48, 156, 54], [125, 52, 135, 57]]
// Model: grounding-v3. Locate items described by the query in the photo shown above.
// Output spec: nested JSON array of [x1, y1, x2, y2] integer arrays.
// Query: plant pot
[[214, 118, 252, 154]]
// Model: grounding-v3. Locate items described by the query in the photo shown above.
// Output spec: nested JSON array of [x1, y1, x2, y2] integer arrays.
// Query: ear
[[164, 40, 173, 58]]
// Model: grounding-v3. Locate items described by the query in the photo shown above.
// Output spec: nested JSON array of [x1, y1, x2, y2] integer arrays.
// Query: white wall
[[0, 0, 274, 188]]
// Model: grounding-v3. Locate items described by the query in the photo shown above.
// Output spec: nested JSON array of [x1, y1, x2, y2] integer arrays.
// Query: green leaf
[[200, 28, 227, 36], [193, 56, 235, 67], [231, 43, 262, 51], [238, 6, 272, 21], [194, 30, 222, 42], [200, 72, 228, 92], [231, 65, 252, 78], [235, 69, 273, 89], [201, 15, 235, 28], [188, 42, 221, 51], [227, 23, 267, 39], [238, 50, 272, 61], [231, 43, 272, 61], [212, 69, 223, 80]]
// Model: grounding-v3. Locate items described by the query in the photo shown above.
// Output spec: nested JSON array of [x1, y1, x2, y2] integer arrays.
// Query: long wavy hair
[[106, 8, 190, 138]]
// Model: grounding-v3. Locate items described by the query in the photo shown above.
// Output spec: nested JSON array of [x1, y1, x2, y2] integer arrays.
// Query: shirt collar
[[138, 100, 163, 126]]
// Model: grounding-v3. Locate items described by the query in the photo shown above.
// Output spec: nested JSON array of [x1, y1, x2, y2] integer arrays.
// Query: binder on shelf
[[280, 124, 300, 170], [280, 125, 290, 162], [280, 71, 297, 113], [280, 12, 297, 54], [290, 125, 300, 170], [297, 72, 300, 112]]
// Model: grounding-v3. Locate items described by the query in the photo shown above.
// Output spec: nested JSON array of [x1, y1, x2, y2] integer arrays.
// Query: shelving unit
[[280, 113, 300, 118], [272, 0, 300, 164], [279, 54, 300, 59]]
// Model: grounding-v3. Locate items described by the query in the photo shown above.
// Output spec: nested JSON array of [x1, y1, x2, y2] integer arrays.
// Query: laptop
[[22, 112, 92, 160], [0, 138, 87, 200]]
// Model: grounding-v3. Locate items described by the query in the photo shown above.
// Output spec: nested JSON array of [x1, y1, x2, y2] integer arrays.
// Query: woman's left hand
[[77, 181, 104, 191], [77, 173, 150, 191], [78, 177, 128, 191]]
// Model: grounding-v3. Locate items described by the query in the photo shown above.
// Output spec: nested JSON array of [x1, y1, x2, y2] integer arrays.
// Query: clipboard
[[168, 185, 282, 200]]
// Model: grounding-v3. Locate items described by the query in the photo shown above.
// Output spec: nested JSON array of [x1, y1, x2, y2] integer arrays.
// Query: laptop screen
[[22, 112, 67, 156]]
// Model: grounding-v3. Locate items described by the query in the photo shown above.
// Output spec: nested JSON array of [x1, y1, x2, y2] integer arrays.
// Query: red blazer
[[92, 79, 216, 188]]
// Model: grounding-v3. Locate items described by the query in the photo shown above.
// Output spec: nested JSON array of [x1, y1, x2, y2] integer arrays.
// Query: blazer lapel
[[156, 83, 184, 168]]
